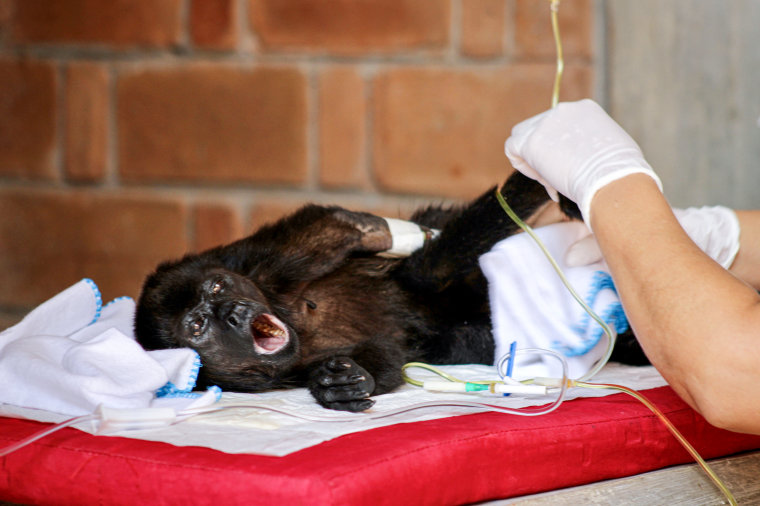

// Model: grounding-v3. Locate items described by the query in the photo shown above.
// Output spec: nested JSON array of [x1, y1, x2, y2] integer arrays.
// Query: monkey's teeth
[[252, 320, 284, 336], [250, 313, 290, 354]]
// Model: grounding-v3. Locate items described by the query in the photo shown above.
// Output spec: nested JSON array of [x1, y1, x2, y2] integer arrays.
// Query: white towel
[[0, 279, 220, 417], [479, 222, 629, 380]]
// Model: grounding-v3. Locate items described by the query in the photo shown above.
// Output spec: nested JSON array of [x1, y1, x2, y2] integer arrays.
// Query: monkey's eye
[[211, 279, 225, 294], [190, 317, 206, 337]]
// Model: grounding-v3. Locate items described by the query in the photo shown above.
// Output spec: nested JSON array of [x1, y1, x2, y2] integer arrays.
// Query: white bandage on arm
[[378, 218, 440, 258]]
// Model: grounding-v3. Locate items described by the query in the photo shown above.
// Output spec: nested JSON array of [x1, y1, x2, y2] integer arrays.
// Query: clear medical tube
[[494, 189, 617, 383], [0, 414, 97, 458], [399, 348, 571, 418]]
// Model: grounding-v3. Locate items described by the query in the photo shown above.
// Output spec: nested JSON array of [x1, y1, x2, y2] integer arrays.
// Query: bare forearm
[[590, 175, 760, 433]]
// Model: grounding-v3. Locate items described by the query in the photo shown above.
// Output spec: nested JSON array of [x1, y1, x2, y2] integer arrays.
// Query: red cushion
[[2, 386, 759, 505]]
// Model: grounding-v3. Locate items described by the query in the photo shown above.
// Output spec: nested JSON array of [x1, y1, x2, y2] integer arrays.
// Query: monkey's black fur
[[135, 172, 647, 411]]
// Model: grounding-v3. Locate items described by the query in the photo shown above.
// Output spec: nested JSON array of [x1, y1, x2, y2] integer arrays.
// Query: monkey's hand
[[331, 208, 393, 253], [307, 356, 376, 412]]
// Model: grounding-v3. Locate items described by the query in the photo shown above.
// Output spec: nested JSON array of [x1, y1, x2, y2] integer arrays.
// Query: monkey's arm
[[219, 205, 392, 291]]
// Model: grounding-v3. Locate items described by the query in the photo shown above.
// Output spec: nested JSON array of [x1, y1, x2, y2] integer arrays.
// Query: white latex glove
[[565, 206, 741, 270], [505, 99, 663, 224]]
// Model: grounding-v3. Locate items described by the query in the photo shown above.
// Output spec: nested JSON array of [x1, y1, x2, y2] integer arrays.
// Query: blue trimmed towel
[[479, 222, 629, 380], [0, 279, 220, 417]]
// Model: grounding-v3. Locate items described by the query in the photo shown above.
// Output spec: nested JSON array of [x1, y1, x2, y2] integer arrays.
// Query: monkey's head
[[134, 254, 299, 391]]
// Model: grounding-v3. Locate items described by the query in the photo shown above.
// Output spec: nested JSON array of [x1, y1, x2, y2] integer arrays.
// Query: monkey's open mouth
[[250, 313, 290, 354]]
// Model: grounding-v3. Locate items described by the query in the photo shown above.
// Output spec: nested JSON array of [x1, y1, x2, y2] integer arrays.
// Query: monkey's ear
[[133, 301, 169, 351], [134, 264, 188, 352]]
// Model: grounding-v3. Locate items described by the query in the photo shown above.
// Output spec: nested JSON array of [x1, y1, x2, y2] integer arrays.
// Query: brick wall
[[0, 0, 595, 328]]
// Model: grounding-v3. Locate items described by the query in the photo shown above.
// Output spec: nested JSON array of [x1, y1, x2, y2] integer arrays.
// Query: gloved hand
[[505, 99, 662, 224], [565, 205, 741, 270]]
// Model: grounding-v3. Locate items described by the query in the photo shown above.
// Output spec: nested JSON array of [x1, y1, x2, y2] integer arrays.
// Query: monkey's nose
[[218, 300, 245, 328]]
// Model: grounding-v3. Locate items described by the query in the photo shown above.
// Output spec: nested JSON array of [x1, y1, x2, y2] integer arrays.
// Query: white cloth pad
[[479, 222, 629, 380], [0, 279, 219, 417], [0, 362, 668, 456]]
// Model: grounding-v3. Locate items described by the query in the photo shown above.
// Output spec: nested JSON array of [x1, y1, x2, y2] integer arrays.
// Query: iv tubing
[[494, 189, 617, 382], [0, 414, 97, 458], [576, 381, 737, 505], [550, 0, 563, 108]]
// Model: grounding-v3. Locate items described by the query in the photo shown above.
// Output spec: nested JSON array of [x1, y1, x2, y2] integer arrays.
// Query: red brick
[[0, 59, 57, 179], [319, 67, 368, 189], [248, 198, 415, 232], [0, 189, 188, 307], [117, 65, 308, 185], [64, 62, 109, 182], [372, 64, 592, 198], [514, 0, 592, 59], [249, 196, 436, 233], [348, 199, 436, 221], [193, 203, 245, 252], [249, 200, 304, 230], [11, 0, 182, 48], [461, 0, 506, 58], [0, 1, 12, 30], [249, 0, 450, 54], [190, 0, 238, 50]]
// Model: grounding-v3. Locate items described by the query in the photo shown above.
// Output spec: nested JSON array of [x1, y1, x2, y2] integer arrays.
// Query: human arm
[[505, 99, 760, 434], [589, 175, 760, 434]]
